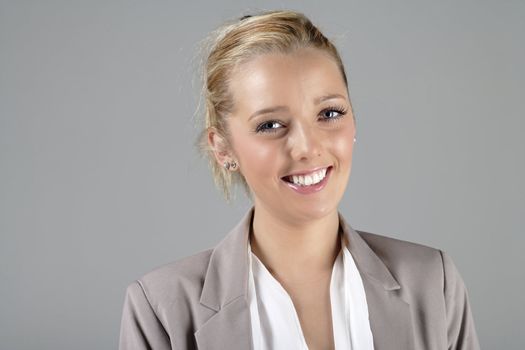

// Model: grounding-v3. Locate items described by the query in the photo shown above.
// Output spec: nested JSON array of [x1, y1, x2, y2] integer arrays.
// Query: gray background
[[1, 0, 523, 349]]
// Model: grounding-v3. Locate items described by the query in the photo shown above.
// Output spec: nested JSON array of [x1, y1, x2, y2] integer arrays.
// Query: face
[[220, 47, 356, 222]]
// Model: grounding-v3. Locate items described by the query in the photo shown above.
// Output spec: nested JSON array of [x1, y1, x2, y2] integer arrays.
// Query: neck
[[249, 203, 341, 285]]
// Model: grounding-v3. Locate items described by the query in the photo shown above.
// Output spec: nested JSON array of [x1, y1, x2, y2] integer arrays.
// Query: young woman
[[119, 10, 480, 350]]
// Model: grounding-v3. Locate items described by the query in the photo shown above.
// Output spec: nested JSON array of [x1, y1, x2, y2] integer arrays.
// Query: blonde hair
[[197, 10, 350, 202]]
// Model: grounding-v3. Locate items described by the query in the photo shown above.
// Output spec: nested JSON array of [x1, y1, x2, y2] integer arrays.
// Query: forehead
[[228, 48, 347, 113]]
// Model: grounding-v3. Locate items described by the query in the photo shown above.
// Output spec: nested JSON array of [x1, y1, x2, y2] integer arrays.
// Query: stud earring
[[353, 137, 356, 143], [223, 160, 238, 170]]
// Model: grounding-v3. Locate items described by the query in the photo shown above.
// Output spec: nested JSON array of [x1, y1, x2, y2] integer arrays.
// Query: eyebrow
[[248, 106, 289, 121], [314, 93, 347, 104], [248, 93, 347, 121]]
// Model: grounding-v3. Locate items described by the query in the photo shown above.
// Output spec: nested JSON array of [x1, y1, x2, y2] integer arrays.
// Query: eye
[[319, 105, 348, 122], [255, 120, 284, 133]]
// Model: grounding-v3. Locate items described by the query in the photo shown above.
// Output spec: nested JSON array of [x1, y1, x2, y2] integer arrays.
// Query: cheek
[[233, 134, 279, 178], [331, 127, 355, 164]]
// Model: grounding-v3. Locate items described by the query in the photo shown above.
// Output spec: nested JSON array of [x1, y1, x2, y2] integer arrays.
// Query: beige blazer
[[119, 207, 480, 349]]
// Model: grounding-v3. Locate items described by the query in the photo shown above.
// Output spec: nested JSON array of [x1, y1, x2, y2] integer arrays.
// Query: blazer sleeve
[[119, 280, 171, 350], [441, 251, 481, 350]]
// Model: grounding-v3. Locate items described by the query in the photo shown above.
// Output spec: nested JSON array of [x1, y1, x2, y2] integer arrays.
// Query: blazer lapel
[[194, 296, 252, 350], [195, 208, 415, 350], [339, 214, 415, 350], [194, 208, 255, 350]]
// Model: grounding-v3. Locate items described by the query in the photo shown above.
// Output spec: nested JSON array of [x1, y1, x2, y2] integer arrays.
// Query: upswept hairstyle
[[197, 10, 351, 202]]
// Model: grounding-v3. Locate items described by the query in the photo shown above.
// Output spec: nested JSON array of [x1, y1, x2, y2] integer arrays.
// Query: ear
[[207, 127, 235, 167]]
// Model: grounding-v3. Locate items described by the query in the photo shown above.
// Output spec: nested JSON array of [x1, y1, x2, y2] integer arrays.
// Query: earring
[[223, 160, 238, 170], [353, 137, 356, 143]]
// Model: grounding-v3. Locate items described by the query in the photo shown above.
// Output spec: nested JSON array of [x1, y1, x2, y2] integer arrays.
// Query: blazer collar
[[197, 207, 414, 350], [199, 208, 253, 311], [338, 213, 401, 291], [200, 206, 400, 310]]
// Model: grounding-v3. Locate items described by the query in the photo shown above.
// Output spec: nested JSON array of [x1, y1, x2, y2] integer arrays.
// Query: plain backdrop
[[1, 0, 524, 349]]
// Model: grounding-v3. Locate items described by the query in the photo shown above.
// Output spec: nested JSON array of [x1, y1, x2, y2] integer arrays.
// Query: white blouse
[[247, 234, 375, 350]]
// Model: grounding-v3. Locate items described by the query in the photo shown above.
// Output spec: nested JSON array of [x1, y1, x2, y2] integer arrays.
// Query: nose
[[287, 122, 322, 161]]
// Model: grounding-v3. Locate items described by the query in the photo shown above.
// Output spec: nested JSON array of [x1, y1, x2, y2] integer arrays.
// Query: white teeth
[[288, 168, 328, 186], [305, 176, 312, 186]]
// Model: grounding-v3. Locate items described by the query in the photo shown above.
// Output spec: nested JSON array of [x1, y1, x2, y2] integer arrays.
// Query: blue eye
[[255, 120, 284, 133], [320, 106, 348, 121]]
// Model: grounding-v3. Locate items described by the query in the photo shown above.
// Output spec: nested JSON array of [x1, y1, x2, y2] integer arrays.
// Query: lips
[[281, 166, 330, 180], [283, 166, 330, 177]]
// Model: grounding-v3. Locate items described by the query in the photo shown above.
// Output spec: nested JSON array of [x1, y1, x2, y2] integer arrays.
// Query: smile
[[283, 167, 328, 186], [281, 166, 332, 194]]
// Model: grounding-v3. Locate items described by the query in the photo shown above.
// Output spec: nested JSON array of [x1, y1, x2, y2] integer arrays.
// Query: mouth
[[281, 166, 330, 185], [280, 166, 333, 194]]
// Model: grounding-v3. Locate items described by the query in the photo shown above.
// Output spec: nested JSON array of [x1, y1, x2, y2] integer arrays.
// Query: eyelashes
[[319, 105, 348, 122], [255, 105, 348, 134], [255, 120, 284, 133]]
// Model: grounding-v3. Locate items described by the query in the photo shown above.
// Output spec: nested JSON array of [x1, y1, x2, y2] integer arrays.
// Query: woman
[[119, 10, 480, 350]]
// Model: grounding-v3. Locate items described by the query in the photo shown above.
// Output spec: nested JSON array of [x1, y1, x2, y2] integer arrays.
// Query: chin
[[286, 201, 338, 222]]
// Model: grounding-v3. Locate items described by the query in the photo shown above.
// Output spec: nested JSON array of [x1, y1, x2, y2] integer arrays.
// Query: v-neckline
[[248, 234, 346, 349]]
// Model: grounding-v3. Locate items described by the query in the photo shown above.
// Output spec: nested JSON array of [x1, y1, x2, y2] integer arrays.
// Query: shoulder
[[354, 230, 480, 348], [120, 249, 217, 348], [356, 229, 443, 264], [355, 230, 446, 289], [126, 248, 214, 312]]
